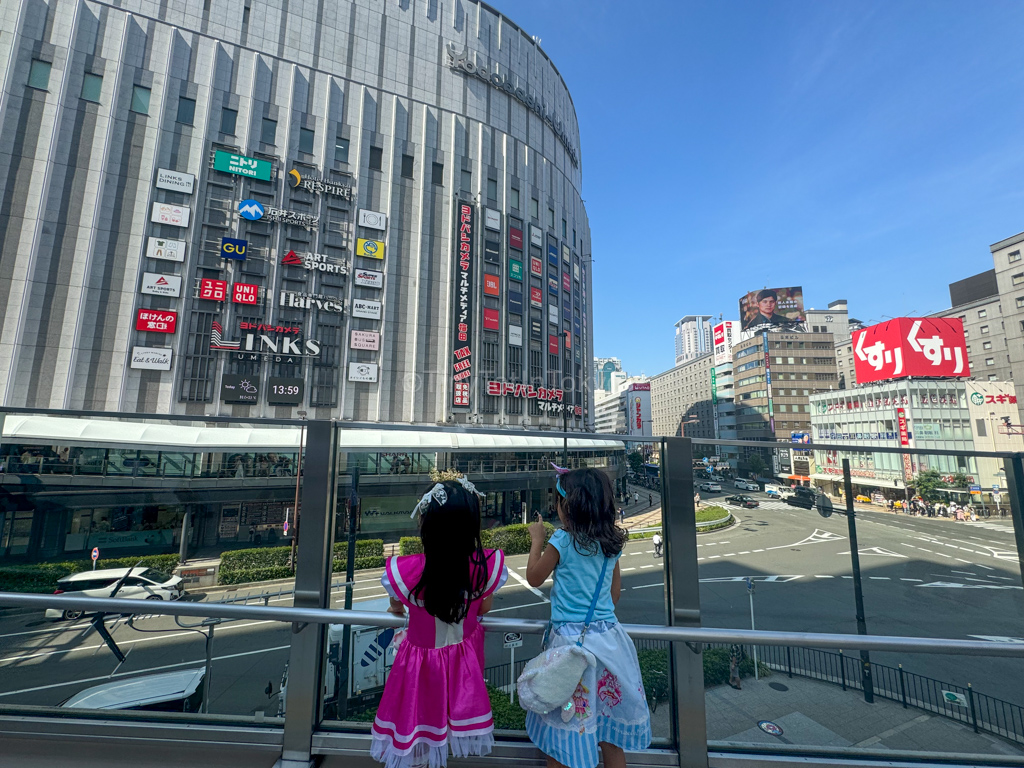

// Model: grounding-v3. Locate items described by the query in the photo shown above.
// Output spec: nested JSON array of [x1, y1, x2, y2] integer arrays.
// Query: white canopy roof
[[1, 415, 622, 453]]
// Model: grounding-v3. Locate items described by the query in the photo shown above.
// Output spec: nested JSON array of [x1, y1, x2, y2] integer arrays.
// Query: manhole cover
[[769, 682, 789, 691], [758, 720, 784, 736]]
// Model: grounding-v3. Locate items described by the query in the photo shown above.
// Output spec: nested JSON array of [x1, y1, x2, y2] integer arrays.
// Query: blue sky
[[499, 0, 1024, 377]]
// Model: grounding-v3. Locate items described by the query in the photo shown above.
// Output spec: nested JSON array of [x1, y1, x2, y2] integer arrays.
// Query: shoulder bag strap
[[575, 556, 610, 648]]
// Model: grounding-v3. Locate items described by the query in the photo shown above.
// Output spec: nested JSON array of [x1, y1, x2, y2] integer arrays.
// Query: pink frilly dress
[[371, 549, 508, 768]]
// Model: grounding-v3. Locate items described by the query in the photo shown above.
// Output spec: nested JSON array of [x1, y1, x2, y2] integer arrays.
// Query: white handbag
[[516, 558, 609, 716]]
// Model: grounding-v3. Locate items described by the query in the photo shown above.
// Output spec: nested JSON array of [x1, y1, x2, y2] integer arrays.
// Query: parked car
[[698, 482, 722, 493], [785, 487, 819, 510], [725, 494, 760, 508], [734, 479, 759, 491], [47, 567, 184, 621], [855, 495, 872, 504], [60, 669, 204, 712]]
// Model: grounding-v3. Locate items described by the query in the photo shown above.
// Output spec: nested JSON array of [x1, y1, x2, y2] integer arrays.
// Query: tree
[[949, 471, 970, 489], [747, 453, 767, 478], [626, 450, 644, 475], [913, 469, 946, 502]]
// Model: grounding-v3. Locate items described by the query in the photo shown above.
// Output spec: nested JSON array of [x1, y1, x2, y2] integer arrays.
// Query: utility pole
[[288, 412, 307, 572], [843, 459, 874, 703]]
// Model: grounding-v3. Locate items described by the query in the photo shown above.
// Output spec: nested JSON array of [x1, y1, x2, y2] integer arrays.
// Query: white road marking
[[708, 555, 720, 559], [837, 547, 906, 558], [640, 565, 655, 569], [621, 567, 636, 572], [506, 569, 550, 603], [901, 578, 923, 582], [814, 575, 834, 579], [869, 577, 890, 580], [954, 559, 974, 564], [739, 551, 750, 555], [753, 549, 765, 553]]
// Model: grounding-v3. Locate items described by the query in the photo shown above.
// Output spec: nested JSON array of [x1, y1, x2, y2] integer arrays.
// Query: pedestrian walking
[[524, 467, 651, 768], [369, 478, 508, 768], [634, 491, 639, 505], [652, 532, 663, 558], [648, 493, 653, 508], [694, 492, 701, 508], [618, 507, 625, 524], [729, 644, 743, 690]]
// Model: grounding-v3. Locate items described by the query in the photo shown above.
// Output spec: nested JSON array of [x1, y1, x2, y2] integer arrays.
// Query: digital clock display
[[267, 377, 304, 405]]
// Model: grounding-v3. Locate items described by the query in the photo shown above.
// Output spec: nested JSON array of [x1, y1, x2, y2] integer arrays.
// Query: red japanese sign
[[530, 257, 543, 277], [452, 204, 475, 407], [135, 309, 177, 333], [549, 334, 560, 354], [853, 318, 968, 384], [562, 272, 571, 292], [484, 274, 500, 296], [530, 286, 543, 308], [483, 308, 500, 330], [509, 228, 523, 250], [233, 283, 258, 305], [486, 381, 564, 401], [896, 407, 910, 447], [199, 278, 227, 302]]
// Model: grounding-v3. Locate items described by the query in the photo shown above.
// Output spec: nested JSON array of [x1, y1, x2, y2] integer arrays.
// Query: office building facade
[[0, 0, 591, 429], [674, 315, 713, 365], [650, 353, 715, 442]]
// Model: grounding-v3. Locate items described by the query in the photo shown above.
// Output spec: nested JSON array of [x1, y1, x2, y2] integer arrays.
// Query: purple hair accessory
[[550, 462, 570, 475]]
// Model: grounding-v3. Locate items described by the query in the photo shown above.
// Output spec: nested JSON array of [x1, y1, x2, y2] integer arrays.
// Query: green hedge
[[399, 523, 555, 558], [217, 540, 384, 585], [696, 506, 729, 524], [0, 554, 180, 594]]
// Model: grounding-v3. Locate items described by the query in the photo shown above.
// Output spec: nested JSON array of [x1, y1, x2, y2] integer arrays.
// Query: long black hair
[[410, 481, 489, 624], [558, 468, 627, 558]]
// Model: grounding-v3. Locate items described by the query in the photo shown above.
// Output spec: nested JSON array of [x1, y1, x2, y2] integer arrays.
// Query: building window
[[531, 198, 539, 220], [983, 341, 992, 350], [176, 96, 196, 125], [980, 325, 990, 334], [28, 59, 51, 90], [1010, 250, 1021, 263], [1013, 274, 1024, 286], [261, 117, 277, 144], [986, 358, 995, 366], [562, 219, 567, 238], [461, 169, 472, 192], [81, 73, 103, 102], [130, 85, 151, 114], [976, 419, 987, 437], [510, 188, 520, 210], [988, 374, 998, 381], [220, 107, 238, 135], [299, 127, 315, 154], [548, 208, 555, 228], [487, 178, 498, 201], [431, 162, 444, 185], [978, 309, 987, 318], [334, 137, 350, 163], [401, 154, 414, 179], [368, 146, 383, 171]]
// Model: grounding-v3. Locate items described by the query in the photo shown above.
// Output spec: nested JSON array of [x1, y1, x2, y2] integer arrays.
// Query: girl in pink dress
[[371, 478, 508, 768]]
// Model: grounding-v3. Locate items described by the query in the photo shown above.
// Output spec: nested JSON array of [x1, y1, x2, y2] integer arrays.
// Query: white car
[[60, 668, 204, 712], [47, 567, 184, 620], [734, 479, 759, 491], [698, 482, 722, 493]]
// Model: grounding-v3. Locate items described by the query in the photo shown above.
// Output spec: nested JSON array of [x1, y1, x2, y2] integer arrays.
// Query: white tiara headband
[[410, 477, 485, 518]]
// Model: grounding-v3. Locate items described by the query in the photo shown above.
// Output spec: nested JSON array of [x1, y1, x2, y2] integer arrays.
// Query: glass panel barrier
[[318, 440, 671, 748], [700, 446, 1024, 758], [0, 412, 308, 721]]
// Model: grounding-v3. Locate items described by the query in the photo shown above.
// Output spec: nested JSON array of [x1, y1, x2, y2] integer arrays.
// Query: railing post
[[843, 459, 874, 703], [899, 664, 907, 708], [1001, 454, 1024, 593], [839, 650, 847, 691], [786, 646, 793, 678], [661, 436, 708, 768], [279, 420, 337, 768], [969, 684, 979, 733]]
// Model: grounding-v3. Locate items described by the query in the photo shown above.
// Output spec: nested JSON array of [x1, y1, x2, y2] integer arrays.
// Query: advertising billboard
[[220, 237, 247, 260], [146, 237, 186, 262], [358, 210, 387, 229], [626, 383, 652, 437], [135, 309, 176, 333], [349, 362, 379, 383], [853, 318, 969, 384], [213, 150, 272, 181], [484, 274, 500, 296], [351, 330, 380, 351], [354, 269, 384, 288], [155, 168, 195, 194], [130, 347, 172, 370], [352, 299, 382, 319], [739, 286, 804, 331], [140, 273, 181, 297], [356, 239, 384, 259], [267, 377, 304, 405], [221, 374, 259, 404], [530, 256, 543, 277], [483, 308, 500, 330], [509, 228, 523, 250], [199, 279, 227, 302], [233, 283, 259, 305], [150, 202, 191, 228], [712, 321, 736, 366], [452, 204, 475, 409], [530, 287, 543, 308]]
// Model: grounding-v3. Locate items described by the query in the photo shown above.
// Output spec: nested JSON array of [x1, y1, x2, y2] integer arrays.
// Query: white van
[[60, 668, 204, 712], [764, 484, 795, 500], [47, 567, 184, 620]]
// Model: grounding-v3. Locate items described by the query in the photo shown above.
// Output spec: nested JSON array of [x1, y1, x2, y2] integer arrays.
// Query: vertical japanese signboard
[[763, 331, 775, 434], [452, 204, 475, 408], [897, 406, 913, 483]]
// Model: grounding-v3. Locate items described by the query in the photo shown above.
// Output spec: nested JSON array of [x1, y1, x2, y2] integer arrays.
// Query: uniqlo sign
[[135, 309, 177, 333], [233, 282, 258, 305], [853, 318, 969, 384], [530, 257, 543, 277], [200, 279, 227, 302]]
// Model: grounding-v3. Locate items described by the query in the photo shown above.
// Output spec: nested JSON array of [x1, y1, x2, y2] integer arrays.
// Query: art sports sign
[[853, 318, 968, 384]]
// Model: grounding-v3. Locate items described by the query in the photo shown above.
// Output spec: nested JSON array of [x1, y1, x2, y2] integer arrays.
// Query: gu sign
[[853, 318, 969, 384]]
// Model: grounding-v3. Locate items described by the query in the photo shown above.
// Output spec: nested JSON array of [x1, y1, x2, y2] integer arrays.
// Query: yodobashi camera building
[[0, 0, 593, 428]]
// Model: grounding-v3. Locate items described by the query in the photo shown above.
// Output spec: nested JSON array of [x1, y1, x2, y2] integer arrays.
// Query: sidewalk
[[705, 673, 1024, 757]]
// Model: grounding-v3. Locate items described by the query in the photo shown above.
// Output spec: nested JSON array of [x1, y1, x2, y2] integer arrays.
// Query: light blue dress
[[525, 529, 652, 768]]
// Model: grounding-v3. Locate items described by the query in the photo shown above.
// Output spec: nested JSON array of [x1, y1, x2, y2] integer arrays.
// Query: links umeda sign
[[445, 43, 578, 167]]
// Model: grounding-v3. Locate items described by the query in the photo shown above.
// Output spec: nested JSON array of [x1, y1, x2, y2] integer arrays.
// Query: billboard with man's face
[[739, 286, 804, 331]]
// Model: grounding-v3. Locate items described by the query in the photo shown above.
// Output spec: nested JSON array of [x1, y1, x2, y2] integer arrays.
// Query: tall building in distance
[[650, 354, 715, 444], [930, 269, 1011, 384], [594, 357, 624, 394], [674, 315, 713, 365], [0, 0, 591, 431], [594, 374, 649, 434]]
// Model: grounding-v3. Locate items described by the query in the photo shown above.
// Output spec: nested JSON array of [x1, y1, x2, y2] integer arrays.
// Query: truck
[[278, 596, 399, 718], [764, 484, 795, 500]]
